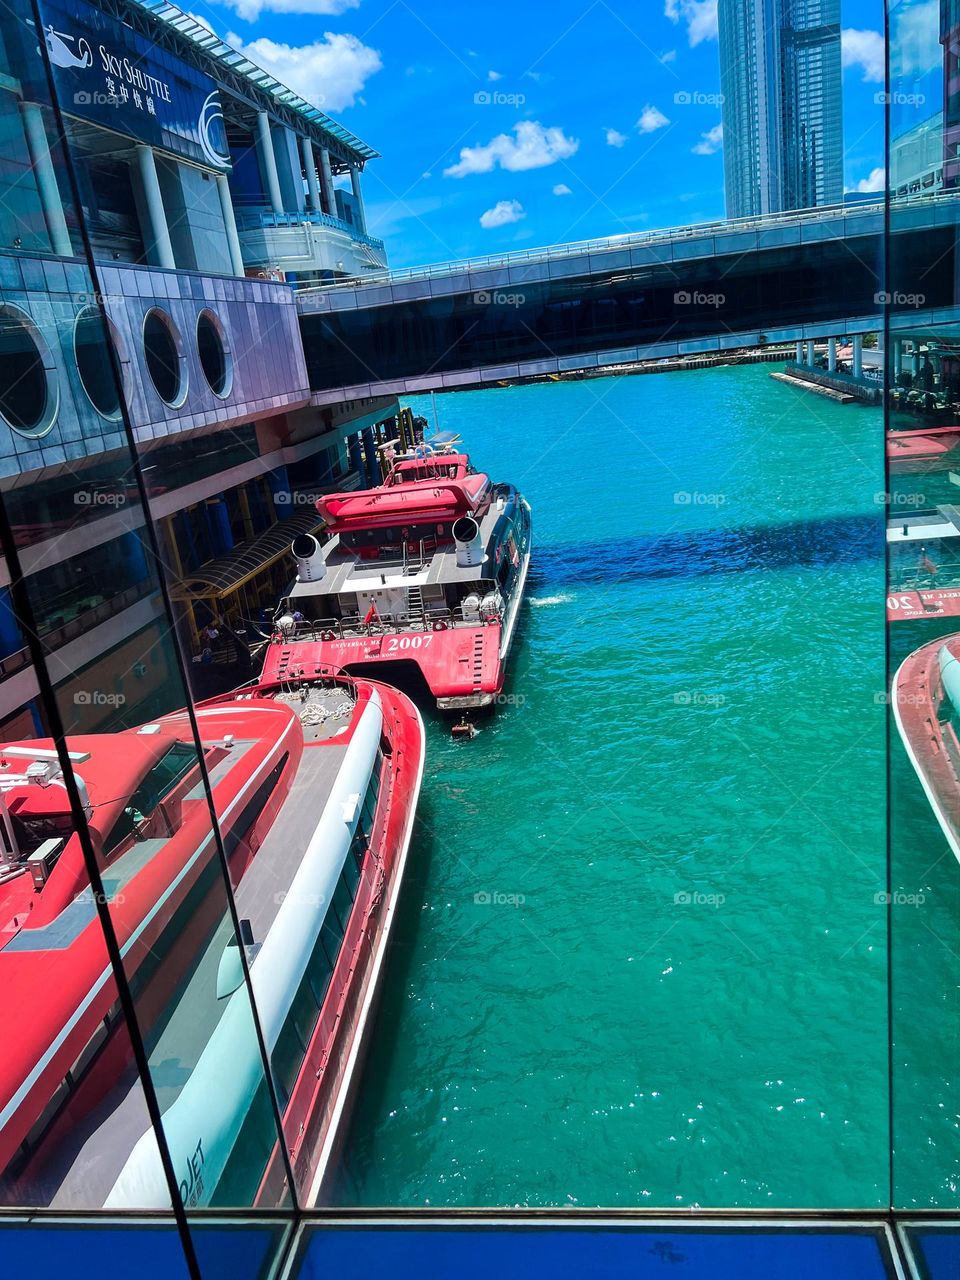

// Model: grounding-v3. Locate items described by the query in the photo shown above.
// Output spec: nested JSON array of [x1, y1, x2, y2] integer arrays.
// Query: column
[[912, 344, 921, 378], [217, 174, 245, 277], [827, 337, 837, 372], [19, 102, 72, 257], [806, 340, 816, 367], [319, 147, 336, 217], [362, 426, 381, 486], [301, 136, 321, 213], [350, 165, 367, 233], [348, 433, 368, 488], [795, 341, 803, 364], [136, 145, 175, 269], [893, 339, 903, 380], [852, 335, 863, 379], [256, 111, 284, 215]]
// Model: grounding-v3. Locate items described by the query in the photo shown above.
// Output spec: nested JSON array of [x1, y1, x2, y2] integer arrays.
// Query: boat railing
[[271, 605, 498, 643]]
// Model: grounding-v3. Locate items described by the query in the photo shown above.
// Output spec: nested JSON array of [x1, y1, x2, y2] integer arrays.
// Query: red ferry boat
[[272, 435, 532, 713], [0, 671, 424, 1208], [893, 633, 960, 864]]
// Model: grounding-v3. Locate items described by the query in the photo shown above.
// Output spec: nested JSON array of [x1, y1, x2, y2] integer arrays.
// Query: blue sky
[[189, 0, 888, 267]]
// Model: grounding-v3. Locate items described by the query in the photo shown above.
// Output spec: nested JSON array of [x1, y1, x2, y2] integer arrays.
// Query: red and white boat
[[272, 435, 532, 713], [893, 633, 960, 863], [0, 671, 424, 1208], [887, 510, 960, 622]]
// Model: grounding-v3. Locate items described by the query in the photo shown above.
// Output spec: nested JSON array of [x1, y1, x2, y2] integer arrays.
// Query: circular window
[[0, 304, 57, 437], [196, 309, 232, 397], [74, 307, 123, 419], [143, 309, 186, 407]]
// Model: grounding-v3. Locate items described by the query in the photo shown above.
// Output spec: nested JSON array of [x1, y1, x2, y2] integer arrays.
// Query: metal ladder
[[407, 585, 425, 625]]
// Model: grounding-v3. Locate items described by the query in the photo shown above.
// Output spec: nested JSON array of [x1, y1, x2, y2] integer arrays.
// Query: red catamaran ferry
[[271, 434, 532, 713], [0, 671, 423, 1208], [893, 633, 960, 865]]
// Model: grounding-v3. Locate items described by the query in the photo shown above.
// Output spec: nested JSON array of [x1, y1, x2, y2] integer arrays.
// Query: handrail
[[235, 207, 386, 252], [294, 198, 899, 293]]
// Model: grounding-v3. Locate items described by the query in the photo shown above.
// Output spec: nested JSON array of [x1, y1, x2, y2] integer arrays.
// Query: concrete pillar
[[795, 341, 803, 364], [893, 339, 903, 379], [256, 111, 284, 215], [912, 344, 922, 377], [136, 145, 175, 269], [806, 340, 816, 367], [217, 174, 244, 276], [828, 337, 837, 372], [319, 147, 336, 217], [19, 102, 72, 257], [853, 335, 863, 379], [301, 136, 321, 213], [350, 165, 367, 233]]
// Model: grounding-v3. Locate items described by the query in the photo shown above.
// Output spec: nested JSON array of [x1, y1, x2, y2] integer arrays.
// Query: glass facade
[[0, 0, 953, 1276]]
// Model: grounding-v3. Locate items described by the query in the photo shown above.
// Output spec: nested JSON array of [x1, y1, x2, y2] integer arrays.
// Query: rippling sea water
[[336, 363, 892, 1208]]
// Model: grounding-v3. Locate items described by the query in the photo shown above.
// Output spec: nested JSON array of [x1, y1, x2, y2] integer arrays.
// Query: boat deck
[[35, 726, 349, 1208]]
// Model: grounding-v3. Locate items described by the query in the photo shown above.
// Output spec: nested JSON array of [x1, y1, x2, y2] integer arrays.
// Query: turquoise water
[[337, 364, 894, 1208]]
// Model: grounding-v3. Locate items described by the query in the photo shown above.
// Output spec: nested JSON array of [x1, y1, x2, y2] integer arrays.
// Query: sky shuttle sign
[[39, 0, 230, 171]]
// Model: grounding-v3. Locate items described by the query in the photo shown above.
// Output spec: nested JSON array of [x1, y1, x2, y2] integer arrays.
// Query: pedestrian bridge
[[297, 197, 960, 401]]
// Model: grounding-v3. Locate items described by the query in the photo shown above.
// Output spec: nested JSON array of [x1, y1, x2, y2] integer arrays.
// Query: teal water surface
[[337, 364, 891, 1208]]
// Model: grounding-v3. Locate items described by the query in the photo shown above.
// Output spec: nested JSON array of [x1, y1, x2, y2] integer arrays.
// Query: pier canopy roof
[[117, 0, 379, 168], [169, 511, 322, 603]]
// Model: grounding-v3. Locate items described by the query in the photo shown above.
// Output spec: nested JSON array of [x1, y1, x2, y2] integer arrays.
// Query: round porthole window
[[196, 309, 231, 398], [143, 309, 186, 407], [0, 304, 57, 437], [74, 307, 123, 419]]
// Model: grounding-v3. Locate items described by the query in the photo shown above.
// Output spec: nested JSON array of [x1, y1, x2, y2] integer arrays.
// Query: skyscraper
[[718, 0, 843, 218]]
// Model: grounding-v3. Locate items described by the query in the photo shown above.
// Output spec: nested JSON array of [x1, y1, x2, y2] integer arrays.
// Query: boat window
[[9, 810, 73, 859], [103, 743, 200, 855], [306, 936, 334, 1007]]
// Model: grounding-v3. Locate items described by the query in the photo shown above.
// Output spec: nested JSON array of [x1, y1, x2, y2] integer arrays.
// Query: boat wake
[[529, 593, 574, 608]]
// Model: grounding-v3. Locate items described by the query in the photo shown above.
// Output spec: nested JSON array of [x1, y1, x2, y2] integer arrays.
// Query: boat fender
[[320, 629, 336, 642], [433, 619, 448, 632]]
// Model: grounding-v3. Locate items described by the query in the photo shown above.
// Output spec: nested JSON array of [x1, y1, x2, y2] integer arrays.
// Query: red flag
[[363, 602, 379, 625]]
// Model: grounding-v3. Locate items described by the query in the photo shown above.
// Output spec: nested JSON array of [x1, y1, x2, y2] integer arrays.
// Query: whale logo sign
[[44, 24, 92, 69], [198, 92, 230, 169]]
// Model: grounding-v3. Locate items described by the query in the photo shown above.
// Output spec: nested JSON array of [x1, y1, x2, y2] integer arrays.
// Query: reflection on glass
[[887, 0, 960, 1213]]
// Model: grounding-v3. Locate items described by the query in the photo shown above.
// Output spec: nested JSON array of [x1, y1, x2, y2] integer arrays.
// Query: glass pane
[[887, 0, 960, 1213]]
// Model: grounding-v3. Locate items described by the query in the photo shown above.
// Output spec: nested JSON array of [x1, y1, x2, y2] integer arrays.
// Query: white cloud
[[606, 128, 628, 147], [660, 49, 677, 63], [692, 122, 723, 154], [637, 105, 670, 133], [220, 0, 357, 20], [891, 0, 940, 79], [488, 69, 503, 81], [480, 199, 525, 228], [444, 121, 579, 177], [224, 32, 381, 111], [664, 0, 718, 47], [854, 166, 885, 193], [553, 183, 572, 196], [841, 29, 884, 83], [185, 11, 217, 33]]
